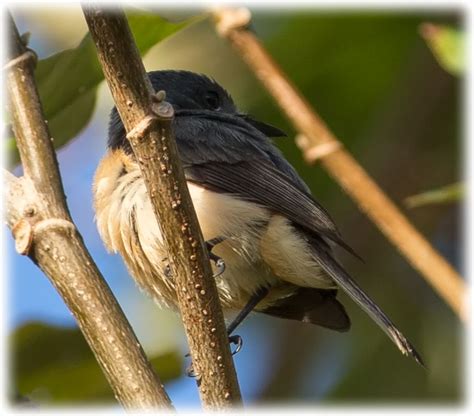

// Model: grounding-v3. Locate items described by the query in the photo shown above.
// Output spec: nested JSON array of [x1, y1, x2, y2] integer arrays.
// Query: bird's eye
[[205, 91, 221, 110]]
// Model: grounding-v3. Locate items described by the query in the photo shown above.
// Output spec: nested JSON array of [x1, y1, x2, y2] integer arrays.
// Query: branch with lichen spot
[[5, 12, 173, 410], [82, 5, 242, 409]]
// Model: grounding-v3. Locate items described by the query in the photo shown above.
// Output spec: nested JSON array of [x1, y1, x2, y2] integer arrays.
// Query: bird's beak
[[237, 114, 287, 138], [174, 109, 287, 139]]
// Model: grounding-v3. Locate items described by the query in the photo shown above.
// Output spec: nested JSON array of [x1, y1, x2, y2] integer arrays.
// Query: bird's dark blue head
[[148, 70, 237, 113], [108, 70, 286, 155]]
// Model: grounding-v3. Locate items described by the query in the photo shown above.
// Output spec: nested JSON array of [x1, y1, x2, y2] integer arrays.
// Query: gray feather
[[305, 233, 424, 366], [185, 160, 345, 247]]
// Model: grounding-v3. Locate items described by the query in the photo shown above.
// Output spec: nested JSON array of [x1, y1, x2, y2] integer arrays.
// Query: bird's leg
[[206, 236, 226, 278], [186, 236, 268, 376], [226, 286, 270, 355], [185, 286, 270, 378]]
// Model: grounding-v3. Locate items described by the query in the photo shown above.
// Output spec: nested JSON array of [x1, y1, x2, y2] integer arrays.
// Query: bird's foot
[[206, 236, 227, 278], [161, 235, 226, 279], [228, 334, 243, 355], [185, 334, 243, 378]]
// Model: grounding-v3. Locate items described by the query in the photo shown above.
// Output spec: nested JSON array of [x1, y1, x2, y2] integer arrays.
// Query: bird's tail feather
[[313, 245, 425, 367]]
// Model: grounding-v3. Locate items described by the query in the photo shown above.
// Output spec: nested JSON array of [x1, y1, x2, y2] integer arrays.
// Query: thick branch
[[5, 14, 172, 410], [213, 8, 467, 321], [82, 6, 242, 408]]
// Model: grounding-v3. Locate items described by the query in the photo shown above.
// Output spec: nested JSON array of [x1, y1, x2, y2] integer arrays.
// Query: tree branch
[[5, 13, 173, 410], [213, 8, 467, 321], [82, 6, 242, 408]]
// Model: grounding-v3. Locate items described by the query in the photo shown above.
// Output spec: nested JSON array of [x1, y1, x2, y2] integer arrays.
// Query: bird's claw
[[185, 363, 198, 378], [210, 254, 226, 278], [184, 335, 243, 378], [206, 237, 226, 278], [228, 334, 243, 355], [163, 235, 226, 279]]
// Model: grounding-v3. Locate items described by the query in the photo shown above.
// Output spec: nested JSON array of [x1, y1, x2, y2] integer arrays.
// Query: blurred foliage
[[8, 8, 463, 407], [7, 11, 197, 165], [407, 24, 464, 210], [244, 13, 439, 198], [232, 11, 462, 404], [420, 23, 464, 75], [10, 322, 182, 405], [405, 182, 463, 208]]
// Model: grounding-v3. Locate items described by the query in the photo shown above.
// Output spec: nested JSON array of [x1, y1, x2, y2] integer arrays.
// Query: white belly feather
[[93, 150, 333, 311]]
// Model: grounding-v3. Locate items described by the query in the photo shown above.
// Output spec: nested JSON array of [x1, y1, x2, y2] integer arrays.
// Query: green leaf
[[420, 23, 464, 75], [11, 321, 182, 404], [8, 11, 196, 165], [405, 182, 463, 208]]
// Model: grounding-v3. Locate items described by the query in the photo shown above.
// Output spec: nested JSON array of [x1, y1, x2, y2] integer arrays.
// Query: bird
[[93, 69, 423, 366]]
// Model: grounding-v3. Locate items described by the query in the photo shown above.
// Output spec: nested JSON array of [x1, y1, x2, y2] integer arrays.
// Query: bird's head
[[148, 70, 237, 113], [108, 70, 286, 152]]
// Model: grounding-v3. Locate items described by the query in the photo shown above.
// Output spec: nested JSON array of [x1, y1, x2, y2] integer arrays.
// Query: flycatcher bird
[[93, 70, 423, 366]]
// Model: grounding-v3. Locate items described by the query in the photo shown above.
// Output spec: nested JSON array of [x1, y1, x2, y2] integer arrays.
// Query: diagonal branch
[[213, 8, 467, 321], [82, 6, 242, 408], [5, 13, 173, 410]]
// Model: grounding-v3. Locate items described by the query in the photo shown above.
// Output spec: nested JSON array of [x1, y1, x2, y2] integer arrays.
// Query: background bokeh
[[6, 5, 464, 409]]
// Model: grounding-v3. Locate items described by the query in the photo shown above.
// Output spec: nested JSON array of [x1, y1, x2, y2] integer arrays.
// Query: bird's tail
[[312, 243, 425, 367]]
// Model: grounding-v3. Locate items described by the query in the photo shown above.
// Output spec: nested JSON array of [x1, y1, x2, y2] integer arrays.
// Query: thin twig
[[82, 6, 242, 408], [213, 7, 467, 321], [5, 13, 173, 410]]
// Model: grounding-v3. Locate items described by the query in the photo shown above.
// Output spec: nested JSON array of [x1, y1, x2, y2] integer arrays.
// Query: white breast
[[93, 149, 333, 312], [93, 150, 283, 309]]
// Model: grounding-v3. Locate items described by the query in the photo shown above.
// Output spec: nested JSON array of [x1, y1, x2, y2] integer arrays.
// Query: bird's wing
[[185, 160, 356, 254], [173, 111, 357, 254]]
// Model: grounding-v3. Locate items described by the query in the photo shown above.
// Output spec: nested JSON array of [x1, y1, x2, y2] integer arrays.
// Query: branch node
[[8, 10, 173, 408], [126, 102, 174, 145], [152, 101, 174, 119], [33, 218, 76, 238], [213, 7, 251, 37], [12, 219, 34, 255], [4, 48, 37, 70], [296, 134, 342, 163], [12, 217, 76, 255], [126, 115, 158, 144], [153, 90, 167, 103], [84, 6, 241, 405]]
